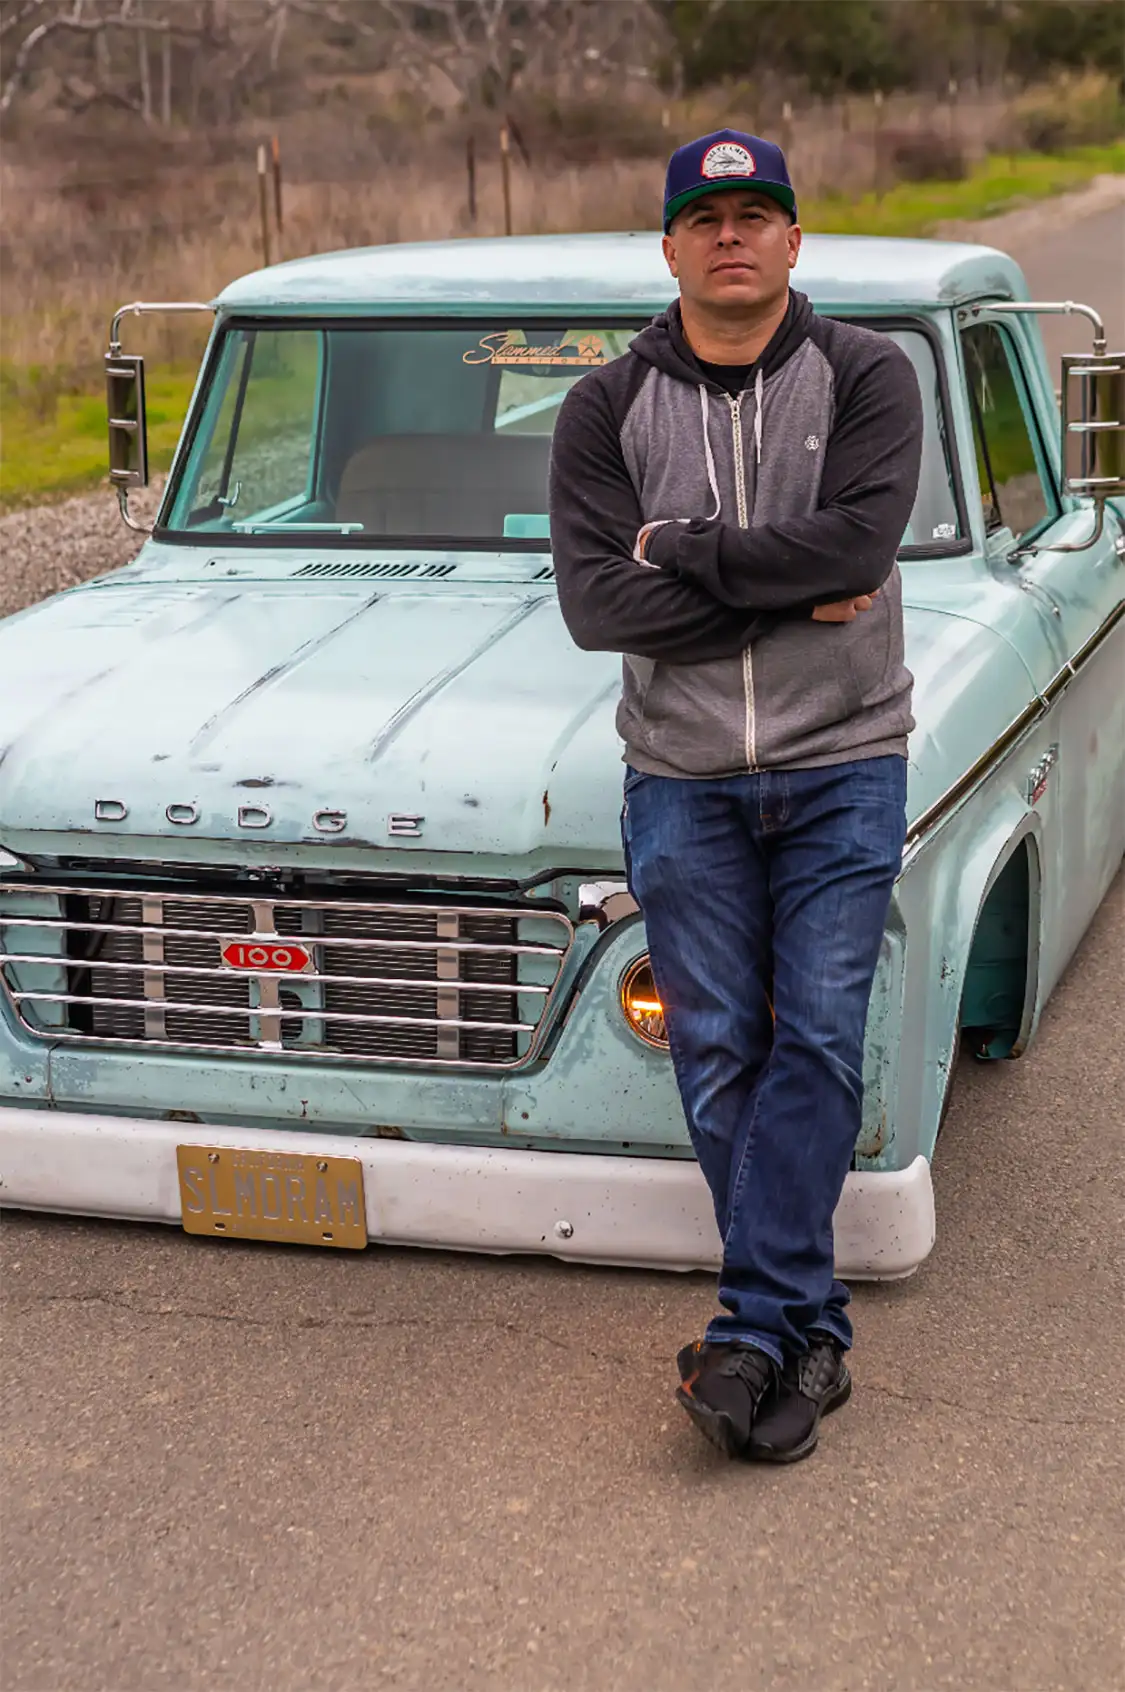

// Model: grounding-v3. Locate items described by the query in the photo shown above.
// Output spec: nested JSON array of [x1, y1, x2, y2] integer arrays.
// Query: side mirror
[[1062, 351, 1125, 500], [105, 352, 149, 489]]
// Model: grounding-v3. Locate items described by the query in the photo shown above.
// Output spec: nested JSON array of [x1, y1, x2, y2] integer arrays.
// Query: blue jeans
[[622, 756, 907, 1364]]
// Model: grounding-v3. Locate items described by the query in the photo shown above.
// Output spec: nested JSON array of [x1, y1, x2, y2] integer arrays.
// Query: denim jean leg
[[622, 770, 775, 1243], [710, 757, 908, 1356]]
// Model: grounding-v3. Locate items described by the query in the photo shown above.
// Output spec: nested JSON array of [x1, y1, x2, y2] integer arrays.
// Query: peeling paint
[[543, 790, 552, 826]]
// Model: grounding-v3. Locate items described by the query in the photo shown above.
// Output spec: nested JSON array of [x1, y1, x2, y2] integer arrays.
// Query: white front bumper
[[0, 1108, 936, 1280]]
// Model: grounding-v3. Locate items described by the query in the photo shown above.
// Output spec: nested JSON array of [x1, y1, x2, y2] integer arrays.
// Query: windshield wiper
[[230, 521, 364, 534]]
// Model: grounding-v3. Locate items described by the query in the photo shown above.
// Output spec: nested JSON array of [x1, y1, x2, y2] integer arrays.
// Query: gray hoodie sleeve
[[645, 333, 923, 611], [548, 370, 777, 663]]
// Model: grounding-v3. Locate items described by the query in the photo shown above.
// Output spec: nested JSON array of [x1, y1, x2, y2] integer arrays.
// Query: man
[[548, 130, 922, 1464]]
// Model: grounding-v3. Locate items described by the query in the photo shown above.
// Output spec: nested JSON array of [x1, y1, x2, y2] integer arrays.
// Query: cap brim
[[664, 180, 796, 232]]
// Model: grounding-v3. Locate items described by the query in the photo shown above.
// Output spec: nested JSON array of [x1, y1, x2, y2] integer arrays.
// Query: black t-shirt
[[694, 359, 755, 397]]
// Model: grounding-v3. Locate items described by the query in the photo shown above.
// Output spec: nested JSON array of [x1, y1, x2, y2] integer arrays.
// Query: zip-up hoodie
[[548, 290, 923, 777]]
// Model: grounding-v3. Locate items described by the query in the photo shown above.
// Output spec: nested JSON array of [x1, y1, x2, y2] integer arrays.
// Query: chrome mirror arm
[[116, 484, 152, 536], [1008, 502, 1106, 564], [107, 299, 213, 356], [966, 299, 1107, 356]]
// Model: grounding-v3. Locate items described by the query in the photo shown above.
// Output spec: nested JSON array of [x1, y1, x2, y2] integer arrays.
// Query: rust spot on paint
[[542, 790, 552, 826]]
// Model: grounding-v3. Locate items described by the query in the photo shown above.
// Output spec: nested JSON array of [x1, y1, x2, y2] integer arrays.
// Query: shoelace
[[716, 1346, 775, 1394], [795, 1340, 840, 1398]]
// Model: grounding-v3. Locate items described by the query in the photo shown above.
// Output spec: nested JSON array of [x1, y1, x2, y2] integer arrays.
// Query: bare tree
[[0, 0, 297, 119]]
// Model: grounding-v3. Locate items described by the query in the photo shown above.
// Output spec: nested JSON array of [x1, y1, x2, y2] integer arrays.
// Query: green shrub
[[880, 129, 968, 184], [1014, 74, 1125, 152]]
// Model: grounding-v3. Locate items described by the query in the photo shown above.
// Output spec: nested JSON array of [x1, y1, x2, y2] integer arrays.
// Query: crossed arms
[[548, 340, 923, 666]]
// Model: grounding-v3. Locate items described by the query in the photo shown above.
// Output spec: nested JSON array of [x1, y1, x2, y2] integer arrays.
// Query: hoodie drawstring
[[753, 366, 763, 467], [698, 365, 764, 521], [698, 386, 722, 521]]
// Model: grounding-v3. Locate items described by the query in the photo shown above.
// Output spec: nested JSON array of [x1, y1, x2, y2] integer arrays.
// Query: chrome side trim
[[905, 597, 1125, 851]]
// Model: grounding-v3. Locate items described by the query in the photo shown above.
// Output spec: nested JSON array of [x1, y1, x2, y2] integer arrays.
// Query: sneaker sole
[[674, 1386, 745, 1458], [747, 1370, 853, 1465]]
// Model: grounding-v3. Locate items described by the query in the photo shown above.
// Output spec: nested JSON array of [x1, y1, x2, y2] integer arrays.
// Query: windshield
[[161, 320, 963, 552]]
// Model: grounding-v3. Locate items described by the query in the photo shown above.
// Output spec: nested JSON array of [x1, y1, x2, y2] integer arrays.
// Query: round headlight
[[619, 954, 669, 1049]]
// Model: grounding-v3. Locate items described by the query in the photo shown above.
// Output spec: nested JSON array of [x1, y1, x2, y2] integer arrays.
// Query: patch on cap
[[701, 141, 756, 179]]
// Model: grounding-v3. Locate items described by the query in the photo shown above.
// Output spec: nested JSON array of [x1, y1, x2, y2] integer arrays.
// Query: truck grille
[[0, 883, 572, 1070]]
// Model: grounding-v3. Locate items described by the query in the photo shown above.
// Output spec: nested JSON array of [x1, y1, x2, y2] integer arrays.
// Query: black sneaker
[[675, 1341, 778, 1458], [746, 1334, 852, 1464], [676, 1339, 709, 1381]]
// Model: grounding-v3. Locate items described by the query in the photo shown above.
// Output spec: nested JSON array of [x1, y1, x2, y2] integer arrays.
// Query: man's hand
[[812, 591, 878, 623]]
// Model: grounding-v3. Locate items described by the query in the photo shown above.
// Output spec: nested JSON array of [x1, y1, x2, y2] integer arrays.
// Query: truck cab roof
[[213, 231, 1029, 317]]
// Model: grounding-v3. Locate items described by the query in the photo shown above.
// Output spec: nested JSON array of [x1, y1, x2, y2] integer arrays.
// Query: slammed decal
[[462, 332, 605, 367]]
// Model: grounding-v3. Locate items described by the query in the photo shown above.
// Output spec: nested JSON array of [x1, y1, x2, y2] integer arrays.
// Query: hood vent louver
[[291, 561, 459, 581]]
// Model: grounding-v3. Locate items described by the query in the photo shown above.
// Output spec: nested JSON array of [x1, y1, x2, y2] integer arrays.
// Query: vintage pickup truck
[[1, 233, 1122, 1276]]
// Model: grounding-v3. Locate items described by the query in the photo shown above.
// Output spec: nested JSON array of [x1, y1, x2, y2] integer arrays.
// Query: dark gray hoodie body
[[548, 290, 924, 777]]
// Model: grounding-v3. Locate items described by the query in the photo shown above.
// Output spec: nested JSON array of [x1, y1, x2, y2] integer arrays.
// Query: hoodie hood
[[629, 289, 816, 391]]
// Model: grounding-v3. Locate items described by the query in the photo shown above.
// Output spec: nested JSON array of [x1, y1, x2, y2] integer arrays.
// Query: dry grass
[[0, 72, 1119, 463], [1, 76, 1111, 377]]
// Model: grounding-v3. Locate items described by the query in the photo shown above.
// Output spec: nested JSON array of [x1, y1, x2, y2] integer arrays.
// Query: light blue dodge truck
[[1, 233, 1122, 1274]]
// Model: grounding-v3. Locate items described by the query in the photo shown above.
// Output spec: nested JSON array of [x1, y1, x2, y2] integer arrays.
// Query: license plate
[[176, 1145, 367, 1249]]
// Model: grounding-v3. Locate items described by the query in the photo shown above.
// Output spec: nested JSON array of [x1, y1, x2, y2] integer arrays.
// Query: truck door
[[959, 315, 1125, 963]]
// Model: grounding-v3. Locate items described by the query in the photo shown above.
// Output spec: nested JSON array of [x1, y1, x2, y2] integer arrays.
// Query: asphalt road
[[3, 197, 1125, 1692]]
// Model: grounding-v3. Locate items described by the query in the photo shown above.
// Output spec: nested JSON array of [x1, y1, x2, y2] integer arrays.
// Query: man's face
[[663, 189, 801, 312]]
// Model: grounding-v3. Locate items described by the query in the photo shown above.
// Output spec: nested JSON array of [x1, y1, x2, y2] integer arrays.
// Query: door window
[[962, 322, 1057, 541]]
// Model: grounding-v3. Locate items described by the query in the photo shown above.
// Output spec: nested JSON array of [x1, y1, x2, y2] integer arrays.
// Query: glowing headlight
[[619, 954, 669, 1049]]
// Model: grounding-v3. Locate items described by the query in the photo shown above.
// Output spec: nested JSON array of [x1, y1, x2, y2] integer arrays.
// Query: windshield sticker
[[463, 332, 606, 367]]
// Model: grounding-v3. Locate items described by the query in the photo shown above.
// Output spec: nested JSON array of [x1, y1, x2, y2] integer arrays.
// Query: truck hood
[[0, 581, 625, 873], [0, 577, 1041, 873]]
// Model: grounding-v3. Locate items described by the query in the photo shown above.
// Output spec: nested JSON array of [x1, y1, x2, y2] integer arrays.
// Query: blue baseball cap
[[663, 129, 797, 233]]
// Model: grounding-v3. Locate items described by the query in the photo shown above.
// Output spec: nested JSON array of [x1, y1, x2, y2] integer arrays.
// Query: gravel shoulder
[[0, 481, 160, 622]]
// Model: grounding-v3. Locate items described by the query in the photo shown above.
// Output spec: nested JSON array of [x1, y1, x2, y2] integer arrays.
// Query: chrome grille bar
[[0, 955, 551, 995], [3, 917, 561, 958], [7, 990, 537, 1034], [0, 881, 572, 1071], [141, 895, 166, 1040], [435, 909, 460, 1061], [1, 885, 560, 921]]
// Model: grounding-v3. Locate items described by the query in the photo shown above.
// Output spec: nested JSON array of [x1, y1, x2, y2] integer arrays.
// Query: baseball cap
[[663, 129, 797, 232]]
